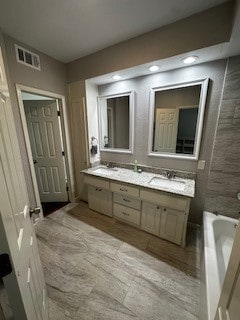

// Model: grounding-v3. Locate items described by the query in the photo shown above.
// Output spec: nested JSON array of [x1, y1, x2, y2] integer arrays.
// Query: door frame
[[16, 84, 74, 215]]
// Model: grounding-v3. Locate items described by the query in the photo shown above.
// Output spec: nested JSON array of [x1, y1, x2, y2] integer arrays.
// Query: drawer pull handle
[[163, 208, 166, 212], [120, 188, 128, 192], [98, 189, 102, 192], [157, 206, 160, 209], [123, 198, 130, 202], [122, 211, 130, 216]]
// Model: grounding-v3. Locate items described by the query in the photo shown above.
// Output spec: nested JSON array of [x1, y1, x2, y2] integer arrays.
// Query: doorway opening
[[16, 86, 73, 217], [0, 279, 12, 319]]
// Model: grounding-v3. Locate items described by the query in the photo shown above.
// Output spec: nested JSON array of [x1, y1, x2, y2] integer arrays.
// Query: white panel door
[[159, 207, 185, 245], [154, 108, 179, 153], [0, 93, 47, 320], [24, 100, 68, 202], [141, 201, 161, 236]]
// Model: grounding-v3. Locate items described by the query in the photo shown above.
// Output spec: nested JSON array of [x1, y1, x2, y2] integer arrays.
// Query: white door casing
[[0, 93, 47, 320], [154, 108, 179, 153], [24, 100, 68, 202]]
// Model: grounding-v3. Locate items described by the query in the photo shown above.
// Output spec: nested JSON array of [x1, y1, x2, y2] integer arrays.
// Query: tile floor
[[36, 202, 201, 320]]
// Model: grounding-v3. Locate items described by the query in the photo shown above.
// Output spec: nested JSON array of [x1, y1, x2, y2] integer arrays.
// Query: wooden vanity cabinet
[[140, 188, 190, 246], [141, 202, 187, 245], [85, 175, 191, 246]]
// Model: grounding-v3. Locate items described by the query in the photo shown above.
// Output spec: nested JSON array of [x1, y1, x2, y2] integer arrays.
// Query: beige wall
[[155, 85, 201, 109], [98, 59, 227, 224], [67, 1, 234, 82], [2, 34, 67, 207]]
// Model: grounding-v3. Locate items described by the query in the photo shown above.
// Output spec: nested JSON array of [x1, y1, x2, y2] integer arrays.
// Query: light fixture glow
[[149, 65, 159, 72], [112, 75, 122, 80], [183, 56, 198, 64]]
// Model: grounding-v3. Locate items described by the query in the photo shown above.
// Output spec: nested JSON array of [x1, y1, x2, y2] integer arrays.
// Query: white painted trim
[[178, 105, 198, 110], [100, 149, 133, 154], [148, 78, 209, 160], [98, 90, 135, 154], [16, 85, 75, 214], [16, 87, 42, 217]]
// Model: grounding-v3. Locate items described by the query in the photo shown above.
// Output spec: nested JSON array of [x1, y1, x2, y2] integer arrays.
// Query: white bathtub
[[200, 211, 238, 320]]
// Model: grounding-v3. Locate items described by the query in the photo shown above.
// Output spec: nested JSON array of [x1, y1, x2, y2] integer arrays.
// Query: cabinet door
[[159, 207, 186, 245], [88, 186, 112, 217], [141, 201, 161, 236]]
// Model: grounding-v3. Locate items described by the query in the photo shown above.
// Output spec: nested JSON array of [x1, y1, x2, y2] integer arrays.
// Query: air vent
[[15, 45, 41, 70]]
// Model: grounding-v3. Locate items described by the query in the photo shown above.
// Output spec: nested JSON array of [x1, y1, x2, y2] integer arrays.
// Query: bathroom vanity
[[83, 166, 195, 247]]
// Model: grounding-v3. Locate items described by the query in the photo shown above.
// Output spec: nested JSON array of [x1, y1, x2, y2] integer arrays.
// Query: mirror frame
[[148, 78, 209, 160], [98, 90, 135, 154]]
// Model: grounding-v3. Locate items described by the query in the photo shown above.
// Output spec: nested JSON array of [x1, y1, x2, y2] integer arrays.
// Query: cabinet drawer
[[140, 189, 189, 212], [110, 182, 139, 198], [113, 203, 140, 226], [84, 175, 109, 190], [113, 193, 141, 210]]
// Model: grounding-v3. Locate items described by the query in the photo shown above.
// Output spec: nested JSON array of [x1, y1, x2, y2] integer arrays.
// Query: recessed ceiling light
[[149, 65, 159, 72], [112, 75, 121, 80], [183, 56, 198, 64]]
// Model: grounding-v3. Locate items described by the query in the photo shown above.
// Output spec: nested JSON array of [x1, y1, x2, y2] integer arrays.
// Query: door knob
[[29, 207, 41, 217], [33, 160, 37, 164]]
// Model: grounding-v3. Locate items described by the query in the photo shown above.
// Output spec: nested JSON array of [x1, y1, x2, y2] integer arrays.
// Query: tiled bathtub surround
[[205, 55, 240, 218], [36, 203, 201, 320]]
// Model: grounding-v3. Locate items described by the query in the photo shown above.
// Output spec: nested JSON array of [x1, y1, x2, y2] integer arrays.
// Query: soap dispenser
[[134, 160, 138, 172]]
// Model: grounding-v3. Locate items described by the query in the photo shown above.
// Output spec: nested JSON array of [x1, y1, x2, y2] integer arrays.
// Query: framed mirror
[[98, 91, 134, 153], [148, 79, 209, 160]]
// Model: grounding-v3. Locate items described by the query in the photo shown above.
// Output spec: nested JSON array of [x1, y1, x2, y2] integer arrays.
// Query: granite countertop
[[82, 166, 195, 198]]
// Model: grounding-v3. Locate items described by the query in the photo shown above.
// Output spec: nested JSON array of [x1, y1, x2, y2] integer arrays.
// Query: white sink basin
[[149, 176, 185, 191], [93, 167, 117, 175]]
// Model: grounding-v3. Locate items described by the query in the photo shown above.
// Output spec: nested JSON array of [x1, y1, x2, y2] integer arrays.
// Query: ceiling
[[88, 43, 230, 85], [0, 0, 229, 63]]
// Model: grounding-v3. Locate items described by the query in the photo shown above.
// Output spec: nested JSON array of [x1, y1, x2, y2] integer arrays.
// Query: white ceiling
[[0, 0, 228, 63]]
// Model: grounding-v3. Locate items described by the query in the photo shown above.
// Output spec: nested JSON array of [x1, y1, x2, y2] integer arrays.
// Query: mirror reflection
[[152, 85, 201, 155], [100, 94, 130, 150]]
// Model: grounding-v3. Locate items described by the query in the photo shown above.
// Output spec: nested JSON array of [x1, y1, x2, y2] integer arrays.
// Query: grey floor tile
[[123, 276, 198, 320], [35, 202, 201, 320], [75, 289, 138, 320]]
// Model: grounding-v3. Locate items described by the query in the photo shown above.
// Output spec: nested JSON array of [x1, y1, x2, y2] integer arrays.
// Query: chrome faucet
[[166, 170, 175, 179], [106, 162, 114, 168]]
